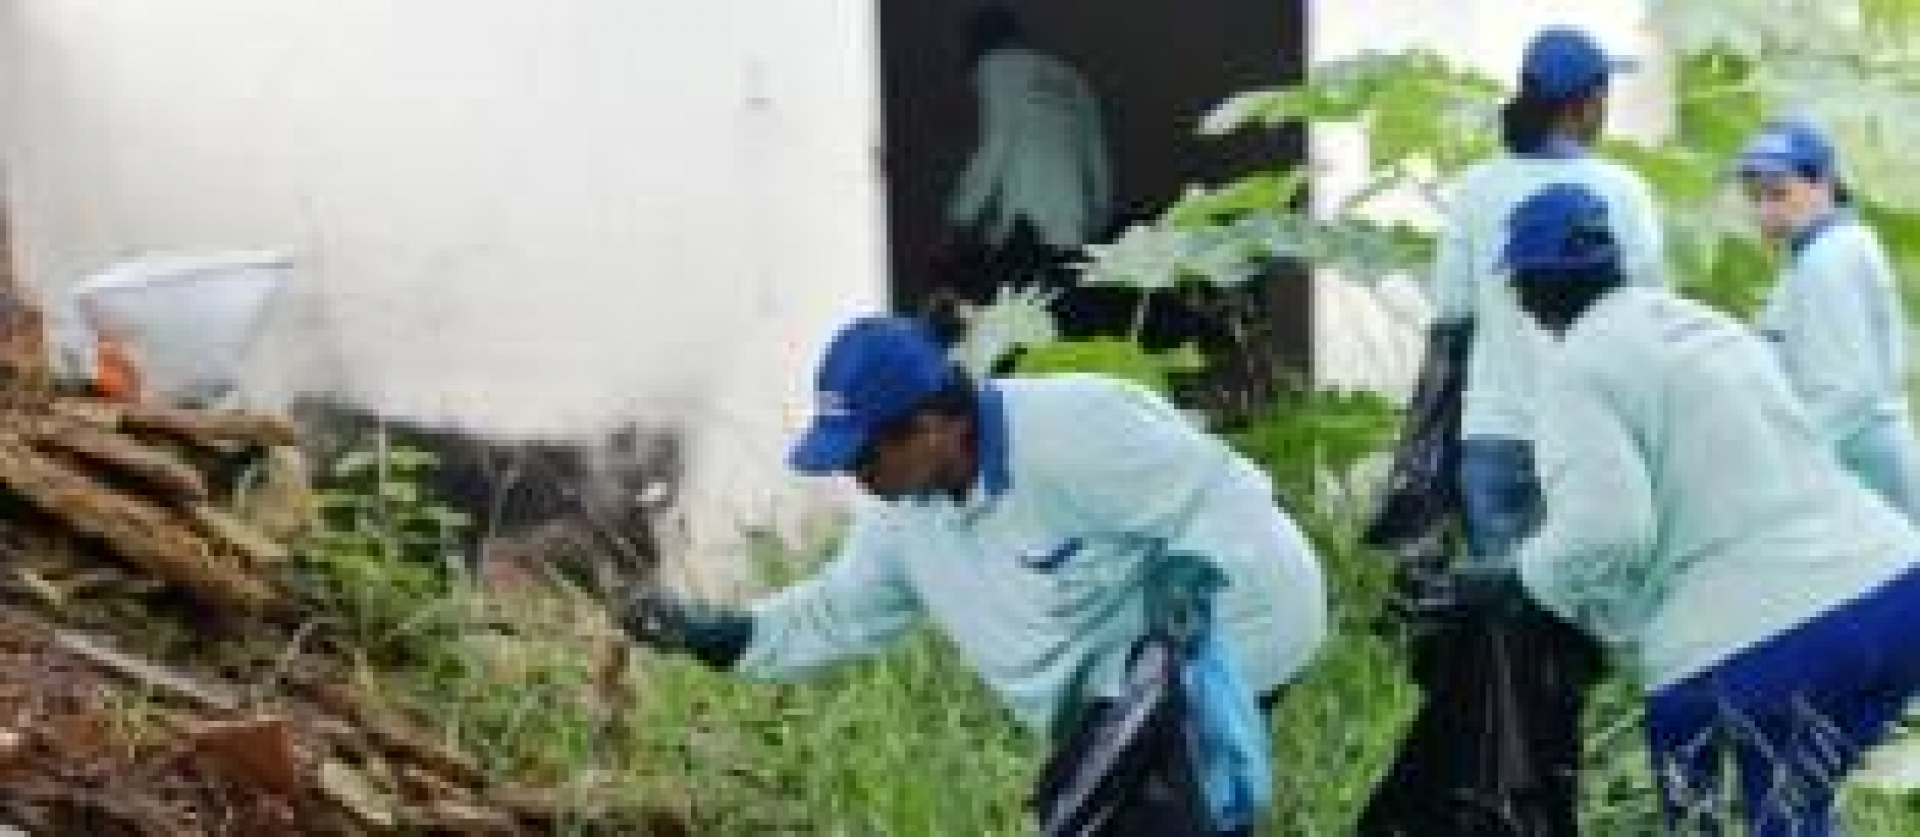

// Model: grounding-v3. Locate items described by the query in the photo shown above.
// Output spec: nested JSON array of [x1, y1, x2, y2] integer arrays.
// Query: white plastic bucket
[[58, 251, 291, 405]]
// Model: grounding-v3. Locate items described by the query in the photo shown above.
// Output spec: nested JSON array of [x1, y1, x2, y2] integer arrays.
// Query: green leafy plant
[[1228, 388, 1400, 510], [1074, 49, 1503, 295], [293, 439, 471, 660], [1012, 337, 1205, 395]]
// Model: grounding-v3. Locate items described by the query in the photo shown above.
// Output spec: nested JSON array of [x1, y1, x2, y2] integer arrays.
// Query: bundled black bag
[[1356, 322, 1606, 837], [1031, 554, 1250, 837], [1032, 636, 1211, 837], [1357, 592, 1604, 837], [1363, 321, 1472, 552]]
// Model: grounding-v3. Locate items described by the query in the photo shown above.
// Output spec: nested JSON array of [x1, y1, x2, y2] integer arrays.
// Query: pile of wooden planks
[[0, 395, 309, 617]]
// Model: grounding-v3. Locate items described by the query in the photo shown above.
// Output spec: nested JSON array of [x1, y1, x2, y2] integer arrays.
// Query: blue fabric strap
[[1144, 547, 1274, 832]]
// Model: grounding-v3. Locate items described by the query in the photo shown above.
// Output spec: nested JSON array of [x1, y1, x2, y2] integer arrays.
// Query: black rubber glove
[[1391, 561, 1530, 629], [1362, 320, 1474, 552], [617, 587, 755, 670]]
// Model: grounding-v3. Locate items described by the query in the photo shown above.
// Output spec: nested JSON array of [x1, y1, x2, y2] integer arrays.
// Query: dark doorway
[[876, 0, 1313, 392]]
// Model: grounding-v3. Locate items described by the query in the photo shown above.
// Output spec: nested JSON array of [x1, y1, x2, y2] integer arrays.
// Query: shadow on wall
[[289, 396, 683, 598]]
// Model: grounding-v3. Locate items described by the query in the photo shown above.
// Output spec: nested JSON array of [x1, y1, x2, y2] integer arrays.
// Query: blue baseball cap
[[789, 316, 953, 475], [1521, 26, 1637, 100], [1503, 183, 1620, 276], [1734, 120, 1836, 180]]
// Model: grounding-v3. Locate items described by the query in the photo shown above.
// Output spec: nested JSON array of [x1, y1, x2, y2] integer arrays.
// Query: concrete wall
[[0, 0, 1671, 584], [3, 1, 888, 591]]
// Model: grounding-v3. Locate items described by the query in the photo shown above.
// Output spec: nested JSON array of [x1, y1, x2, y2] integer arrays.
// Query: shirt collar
[[1521, 133, 1591, 160], [1789, 210, 1847, 256], [974, 381, 1012, 499]]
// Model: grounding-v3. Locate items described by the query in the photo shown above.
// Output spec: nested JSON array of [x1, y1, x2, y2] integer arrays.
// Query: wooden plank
[[0, 442, 273, 614], [308, 682, 485, 790], [52, 629, 239, 712], [184, 501, 291, 566], [33, 423, 210, 500], [120, 403, 301, 450]]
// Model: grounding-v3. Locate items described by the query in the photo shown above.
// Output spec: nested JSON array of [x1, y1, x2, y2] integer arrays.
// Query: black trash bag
[[1032, 555, 1234, 837], [1362, 442, 1607, 836], [1359, 326, 1610, 836], [1357, 592, 1605, 837], [1363, 321, 1473, 552], [1031, 636, 1212, 837]]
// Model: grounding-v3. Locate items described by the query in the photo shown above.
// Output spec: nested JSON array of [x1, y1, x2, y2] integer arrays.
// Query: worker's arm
[[1362, 319, 1473, 550], [1615, 175, 1668, 288], [1427, 172, 1481, 326], [1765, 241, 1883, 446], [728, 514, 924, 681], [1514, 367, 1658, 646]]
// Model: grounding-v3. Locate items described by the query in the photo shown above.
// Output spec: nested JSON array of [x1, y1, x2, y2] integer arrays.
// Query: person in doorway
[[1734, 119, 1920, 520], [948, 4, 1112, 262], [1365, 26, 1661, 835], [928, 3, 1113, 342], [1507, 182, 1920, 837], [618, 315, 1326, 834]]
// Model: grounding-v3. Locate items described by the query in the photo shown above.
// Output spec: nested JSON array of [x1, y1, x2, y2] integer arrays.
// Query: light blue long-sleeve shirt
[[948, 47, 1112, 250], [1516, 287, 1919, 689], [1431, 150, 1665, 440], [1759, 216, 1920, 517], [736, 375, 1327, 734]]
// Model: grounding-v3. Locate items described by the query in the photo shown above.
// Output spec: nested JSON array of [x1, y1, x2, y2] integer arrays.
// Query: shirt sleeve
[[733, 514, 923, 680], [1615, 174, 1667, 288], [1515, 364, 1659, 647], [1428, 174, 1480, 324]]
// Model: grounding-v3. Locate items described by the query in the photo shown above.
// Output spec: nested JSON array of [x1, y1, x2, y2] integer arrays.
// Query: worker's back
[[1432, 153, 1663, 442], [947, 47, 1110, 251], [1528, 286, 1918, 689], [738, 374, 1324, 734]]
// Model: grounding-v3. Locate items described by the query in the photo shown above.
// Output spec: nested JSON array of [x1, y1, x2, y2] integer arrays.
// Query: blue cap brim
[[1544, 56, 1637, 100], [1735, 154, 1799, 178], [788, 417, 868, 475]]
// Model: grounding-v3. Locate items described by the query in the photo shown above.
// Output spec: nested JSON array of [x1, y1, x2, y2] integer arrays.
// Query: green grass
[[301, 439, 1920, 835], [596, 500, 1920, 834]]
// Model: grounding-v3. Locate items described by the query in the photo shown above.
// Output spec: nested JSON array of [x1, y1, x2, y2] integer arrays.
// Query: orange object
[[94, 333, 142, 402]]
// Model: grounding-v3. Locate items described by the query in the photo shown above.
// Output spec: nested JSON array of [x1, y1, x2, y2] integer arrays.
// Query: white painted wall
[[3, 1, 888, 592], [1308, 0, 1670, 397], [0, 1, 1674, 584]]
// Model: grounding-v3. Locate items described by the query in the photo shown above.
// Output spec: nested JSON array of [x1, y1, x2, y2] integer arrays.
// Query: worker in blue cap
[[1733, 119, 1920, 520], [616, 316, 1327, 834], [1506, 182, 1920, 836], [1368, 25, 1660, 835], [1436, 23, 1662, 582]]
